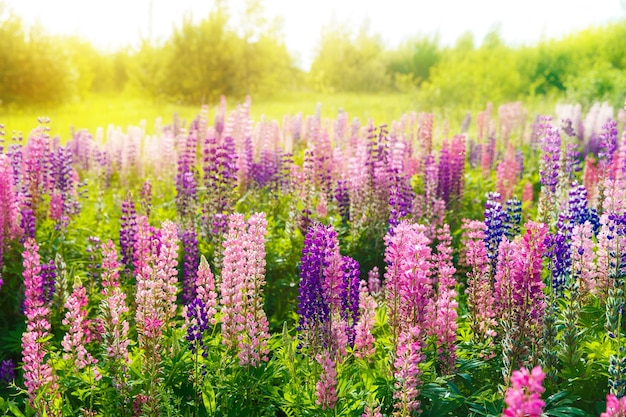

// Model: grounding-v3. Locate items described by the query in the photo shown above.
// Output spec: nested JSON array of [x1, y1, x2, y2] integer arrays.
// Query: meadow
[[0, 92, 625, 417]]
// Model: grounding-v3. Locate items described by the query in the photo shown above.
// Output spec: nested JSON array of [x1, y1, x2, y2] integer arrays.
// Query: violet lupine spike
[[181, 227, 199, 305], [341, 256, 360, 346], [537, 118, 561, 225], [484, 192, 508, 271], [598, 119, 619, 174], [570, 222, 597, 296], [548, 210, 574, 295], [504, 198, 522, 239], [0, 359, 15, 385], [184, 255, 217, 354], [297, 223, 334, 353]]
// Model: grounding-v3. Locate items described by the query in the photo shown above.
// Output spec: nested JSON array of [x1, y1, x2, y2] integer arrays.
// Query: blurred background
[[0, 0, 625, 132]]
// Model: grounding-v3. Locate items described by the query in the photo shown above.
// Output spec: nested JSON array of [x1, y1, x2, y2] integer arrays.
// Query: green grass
[[0, 92, 418, 140]]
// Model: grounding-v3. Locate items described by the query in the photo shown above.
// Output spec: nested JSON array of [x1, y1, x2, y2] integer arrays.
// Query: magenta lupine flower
[[384, 220, 432, 344], [509, 222, 548, 364], [428, 224, 458, 374], [601, 394, 626, 417], [0, 154, 20, 290], [220, 213, 270, 366], [393, 325, 423, 415], [62, 280, 100, 380], [462, 219, 497, 340], [502, 366, 546, 417], [494, 237, 517, 322], [570, 222, 597, 296], [20, 238, 59, 408], [315, 352, 338, 410], [354, 280, 377, 359], [100, 240, 130, 365], [496, 145, 522, 202]]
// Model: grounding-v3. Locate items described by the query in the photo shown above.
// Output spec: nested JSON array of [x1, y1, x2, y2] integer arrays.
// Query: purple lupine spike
[[0, 359, 15, 385], [40, 260, 56, 304], [437, 140, 451, 204], [547, 211, 574, 295], [341, 256, 360, 346], [598, 119, 618, 173], [181, 227, 199, 305], [504, 198, 522, 239], [335, 179, 350, 222], [484, 192, 507, 271], [297, 223, 335, 352]]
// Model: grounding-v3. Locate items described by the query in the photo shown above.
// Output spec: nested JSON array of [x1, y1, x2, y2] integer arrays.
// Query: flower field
[[1, 97, 626, 416]]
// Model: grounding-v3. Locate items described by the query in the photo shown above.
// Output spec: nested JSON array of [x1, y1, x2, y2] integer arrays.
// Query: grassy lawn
[[0, 92, 419, 139]]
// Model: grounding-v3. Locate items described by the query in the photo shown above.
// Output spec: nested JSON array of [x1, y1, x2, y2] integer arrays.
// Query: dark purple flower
[[181, 228, 199, 305], [0, 359, 15, 385]]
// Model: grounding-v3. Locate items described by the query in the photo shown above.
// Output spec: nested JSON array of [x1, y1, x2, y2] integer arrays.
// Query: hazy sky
[[5, 0, 625, 69]]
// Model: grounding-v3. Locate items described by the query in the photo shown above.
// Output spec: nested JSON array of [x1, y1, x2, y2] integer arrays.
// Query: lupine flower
[[315, 352, 338, 410], [183, 257, 217, 352], [297, 223, 336, 353], [502, 366, 546, 417], [484, 192, 507, 271], [342, 256, 361, 345], [362, 405, 383, 417], [220, 213, 270, 366], [21, 238, 59, 410], [120, 192, 137, 270], [62, 279, 100, 380], [462, 219, 497, 341], [181, 227, 199, 305], [393, 325, 423, 415], [0, 154, 20, 290], [367, 266, 380, 295], [537, 118, 561, 225], [428, 224, 458, 374], [601, 394, 626, 417], [0, 359, 15, 385], [496, 145, 521, 201], [506, 222, 548, 369], [100, 240, 130, 365], [504, 198, 522, 239], [570, 222, 597, 295], [354, 280, 376, 359]]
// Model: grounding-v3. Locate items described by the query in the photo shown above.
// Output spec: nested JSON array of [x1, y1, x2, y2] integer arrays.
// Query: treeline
[[309, 20, 626, 110], [1, 0, 625, 110]]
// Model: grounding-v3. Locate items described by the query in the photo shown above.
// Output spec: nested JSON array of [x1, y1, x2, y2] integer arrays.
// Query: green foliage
[[308, 21, 392, 93]]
